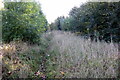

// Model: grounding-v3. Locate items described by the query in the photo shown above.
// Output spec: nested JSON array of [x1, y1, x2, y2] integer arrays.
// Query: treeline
[[2, 0, 48, 44], [50, 2, 120, 43]]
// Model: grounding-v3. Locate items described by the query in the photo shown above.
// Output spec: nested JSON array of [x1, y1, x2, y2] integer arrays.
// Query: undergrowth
[[1, 31, 119, 78], [1, 34, 51, 78]]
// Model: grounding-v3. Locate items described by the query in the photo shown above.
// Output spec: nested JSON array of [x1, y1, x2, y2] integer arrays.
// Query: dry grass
[[47, 30, 119, 78], [1, 40, 44, 78], [1, 41, 28, 55], [0, 41, 30, 78], [0, 30, 119, 78]]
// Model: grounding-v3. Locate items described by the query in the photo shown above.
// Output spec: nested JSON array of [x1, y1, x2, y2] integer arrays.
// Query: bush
[[2, 2, 48, 44]]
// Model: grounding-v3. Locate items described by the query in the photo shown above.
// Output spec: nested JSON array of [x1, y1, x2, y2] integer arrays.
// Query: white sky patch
[[0, 0, 4, 9], [39, 0, 87, 23]]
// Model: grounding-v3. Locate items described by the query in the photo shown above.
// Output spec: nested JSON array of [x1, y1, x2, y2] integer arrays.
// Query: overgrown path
[[1, 30, 119, 78]]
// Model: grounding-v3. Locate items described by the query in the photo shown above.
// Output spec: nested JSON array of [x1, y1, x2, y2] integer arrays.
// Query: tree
[[50, 16, 65, 30], [2, 1, 48, 44], [62, 2, 120, 42]]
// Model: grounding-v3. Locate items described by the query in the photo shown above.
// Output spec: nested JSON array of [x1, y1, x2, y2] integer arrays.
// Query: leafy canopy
[[2, 1, 48, 44]]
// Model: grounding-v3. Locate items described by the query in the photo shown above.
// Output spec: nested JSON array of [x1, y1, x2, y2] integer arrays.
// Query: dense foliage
[[50, 2, 120, 43], [2, 1, 48, 44]]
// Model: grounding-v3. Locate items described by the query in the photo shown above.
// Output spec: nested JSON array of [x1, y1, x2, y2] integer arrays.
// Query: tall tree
[[2, 1, 48, 43], [61, 2, 120, 42]]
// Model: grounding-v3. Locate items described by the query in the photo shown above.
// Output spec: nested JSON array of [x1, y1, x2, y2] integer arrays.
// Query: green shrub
[[2, 2, 48, 44]]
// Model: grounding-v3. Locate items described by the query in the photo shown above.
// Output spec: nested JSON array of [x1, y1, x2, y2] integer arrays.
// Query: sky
[[39, 0, 88, 23], [0, 0, 4, 9], [0, 0, 88, 23]]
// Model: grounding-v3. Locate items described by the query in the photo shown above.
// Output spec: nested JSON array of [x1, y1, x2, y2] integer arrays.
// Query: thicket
[[50, 2, 120, 43], [2, 1, 48, 44]]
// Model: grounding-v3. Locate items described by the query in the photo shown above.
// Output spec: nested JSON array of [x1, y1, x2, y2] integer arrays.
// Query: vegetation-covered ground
[[1, 31, 119, 78]]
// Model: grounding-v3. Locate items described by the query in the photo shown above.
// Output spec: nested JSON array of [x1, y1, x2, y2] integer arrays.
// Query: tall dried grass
[[48, 30, 119, 78], [1, 30, 119, 78]]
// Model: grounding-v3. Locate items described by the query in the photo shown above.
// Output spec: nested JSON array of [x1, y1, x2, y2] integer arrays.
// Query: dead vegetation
[[47, 31, 119, 78], [0, 31, 119, 78]]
